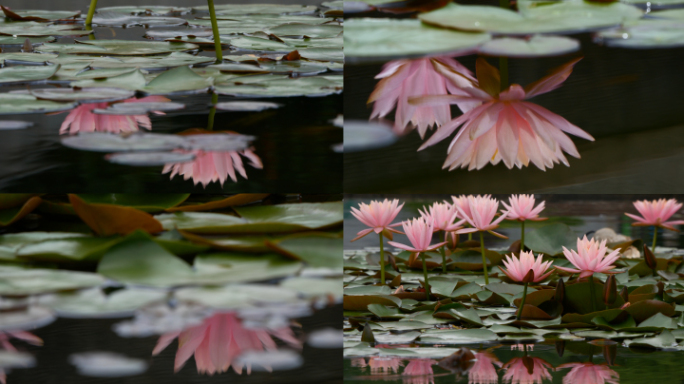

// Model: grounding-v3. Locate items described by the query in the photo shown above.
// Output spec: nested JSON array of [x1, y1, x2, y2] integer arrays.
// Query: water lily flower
[[351, 358, 368, 368], [468, 352, 502, 384], [369, 57, 479, 138], [502, 251, 554, 284], [369, 356, 403, 374], [403, 358, 437, 381], [0, 330, 43, 384], [152, 312, 300, 375], [351, 198, 404, 286], [503, 194, 547, 251], [625, 198, 684, 250], [388, 217, 447, 300], [413, 57, 594, 171], [557, 236, 621, 279], [557, 362, 619, 384], [502, 357, 553, 384], [59, 96, 170, 135], [419, 201, 472, 272], [162, 148, 262, 188]]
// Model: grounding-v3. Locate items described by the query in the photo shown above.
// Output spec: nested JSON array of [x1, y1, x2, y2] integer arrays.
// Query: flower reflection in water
[[402, 358, 437, 384], [0, 331, 42, 384], [152, 312, 300, 375], [369, 356, 403, 375], [558, 363, 619, 384], [162, 148, 263, 188], [59, 96, 170, 135], [502, 357, 553, 384], [469, 352, 502, 384]]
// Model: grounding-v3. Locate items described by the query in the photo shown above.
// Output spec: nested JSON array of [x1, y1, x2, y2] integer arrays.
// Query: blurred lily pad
[[76, 194, 190, 212], [215, 101, 282, 112], [0, 22, 93, 37], [266, 233, 342, 268], [0, 196, 42, 227], [196, 4, 318, 15], [69, 195, 164, 237], [36, 40, 199, 56], [30, 87, 136, 103], [61, 132, 186, 152], [0, 267, 105, 295], [39, 287, 168, 318], [478, 35, 580, 57], [98, 6, 192, 15], [0, 93, 76, 115], [92, 13, 187, 28]]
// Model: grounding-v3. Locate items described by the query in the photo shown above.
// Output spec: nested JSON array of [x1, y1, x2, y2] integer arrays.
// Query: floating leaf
[[39, 288, 168, 318], [16, 236, 122, 263], [267, 23, 343, 38], [215, 76, 342, 98], [0, 22, 93, 37], [0, 196, 42, 227], [0, 93, 76, 115], [478, 35, 580, 57], [76, 194, 189, 213], [36, 40, 199, 56], [418, 329, 498, 344], [105, 152, 195, 166], [0, 267, 105, 295], [266, 233, 342, 268], [92, 13, 187, 28], [143, 66, 213, 95], [69, 195, 163, 236], [30, 87, 136, 103], [98, 6, 192, 16], [1, 8, 80, 22], [196, 4, 318, 15], [166, 194, 269, 212], [214, 101, 282, 112], [344, 294, 401, 311], [525, 223, 578, 256], [0, 35, 55, 46], [61, 132, 186, 152], [174, 284, 300, 308]]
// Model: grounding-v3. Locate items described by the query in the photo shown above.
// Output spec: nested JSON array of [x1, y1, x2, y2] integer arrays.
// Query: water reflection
[[402, 358, 437, 384], [502, 357, 552, 384], [557, 363, 619, 384], [468, 352, 501, 384], [162, 147, 263, 188]]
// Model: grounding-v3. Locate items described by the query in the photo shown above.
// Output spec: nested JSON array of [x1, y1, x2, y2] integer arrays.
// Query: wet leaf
[[30, 87, 136, 103], [16, 236, 122, 263], [39, 288, 168, 318], [344, 294, 401, 311], [175, 284, 299, 308], [69, 195, 163, 236], [0, 267, 105, 295], [478, 35, 580, 58], [92, 13, 187, 28], [105, 152, 195, 166], [61, 132, 186, 152], [0, 93, 76, 115], [266, 233, 342, 268], [0, 196, 42, 227], [0, 64, 59, 84], [0, 22, 93, 37], [197, 4, 318, 15], [418, 329, 498, 344], [36, 40, 199, 56], [167, 194, 269, 212], [625, 300, 676, 323], [98, 6, 191, 16], [214, 101, 282, 112]]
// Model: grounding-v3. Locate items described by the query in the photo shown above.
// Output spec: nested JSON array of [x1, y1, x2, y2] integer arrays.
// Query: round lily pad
[[0, 121, 33, 130], [180, 134, 255, 152], [92, 14, 188, 28], [105, 152, 196, 166], [478, 35, 580, 57], [0, 36, 55, 46], [343, 120, 398, 152], [36, 40, 199, 56], [0, 93, 76, 115], [267, 23, 343, 39], [596, 19, 684, 48], [215, 76, 342, 98], [0, 65, 59, 84], [30, 87, 136, 103], [98, 6, 192, 16], [69, 352, 148, 377], [145, 29, 214, 39], [94, 102, 186, 115], [2, 9, 80, 22], [0, 23, 93, 37], [195, 4, 318, 15], [214, 101, 282, 112], [61, 132, 186, 153], [344, 18, 491, 61]]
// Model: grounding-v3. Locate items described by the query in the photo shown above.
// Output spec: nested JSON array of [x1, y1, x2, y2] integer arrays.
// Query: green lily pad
[[61, 132, 186, 153], [0, 196, 42, 227], [0, 36, 55, 46], [16, 236, 122, 263], [39, 287, 168, 318], [344, 294, 401, 311], [143, 66, 213, 95], [29, 87, 136, 103], [368, 303, 401, 318], [0, 22, 93, 37], [195, 4, 318, 15], [36, 40, 199, 56], [215, 101, 282, 112], [2, 9, 80, 21], [280, 277, 342, 298], [526, 223, 578, 256], [298, 48, 344, 62], [478, 35, 580, 57], [638, 312, 678, 330], [418, 328, 498, 345], [597, 19, 684, 49], [0, 267, 106, 295], [625, 300, 676, 323], [625, 329, 683, 350], [344, 18, 491, 60], [267, 23, 343, 38], [98, 6, 192, 16], [229, 36, 294, 52], [92, 14, 187, 28], [215, 76, 342, 97], [266, 233, 342, 269], [76, 194, 189, 212], [0, 93, 76, 115], [174, 284, 300, 309]]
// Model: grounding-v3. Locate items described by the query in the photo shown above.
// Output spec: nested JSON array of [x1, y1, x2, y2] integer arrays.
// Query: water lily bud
[[555, 340, 565, 357], [555, 278, 565, 303], [522, 269, 535, 284], [644, 244, 657, 270], [361, 322, 375, 343], [603, 275, 617, 305], [619, 286, 629, 303], [447, 231, 459, 250]]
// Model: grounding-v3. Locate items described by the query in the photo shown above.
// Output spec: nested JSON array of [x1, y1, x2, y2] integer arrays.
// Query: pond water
[[0, 0, 342, 193]]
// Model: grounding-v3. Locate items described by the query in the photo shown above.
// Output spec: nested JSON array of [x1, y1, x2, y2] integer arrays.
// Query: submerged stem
[[480, 232, 489, 285], [206, 0, 224, 63], [588, 274, 596, 313], [517, 282, 528, 320], [421, 252, 431, 300], [379, 232, 385, 285], [86, 0, 98, 26]]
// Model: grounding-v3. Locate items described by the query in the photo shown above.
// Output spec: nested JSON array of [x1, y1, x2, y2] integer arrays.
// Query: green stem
[[520, 220, 525, 252], [379, 232, 386, 285], [652, 226, 658, 253], [499, 57, 509, 92], [86, 0, 98, 26], [588, 274, 596, 313], [468, 232, 472, 241], [517, 282, 528, 321], [420, 252, 431, 300], [440, 231, 447, 274], [206, 0, 224, 63], [480, 232, 489, 285], [207, 93, 218, 131]]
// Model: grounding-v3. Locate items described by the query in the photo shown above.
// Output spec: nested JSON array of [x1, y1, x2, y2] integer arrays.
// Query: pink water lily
[[412, 57, 594, 171], [469, 352, 502, 384], [152, 312, 300, 375], [454, 195, 507, 238], [503, 195, 547, 222], [556, 236, 621, 278], [451, 195, 476, 220], [557, 362, 619, 384], [162, 148, 262, 188], [388, 217, 447, 253], [402, 358, 437, 377], [351, 199, 404, 242], [59, 96, 170, 135], [419, 201, 467, 232], [502, 251, 554, 283], [369, 57, 479, 138], [502, 357, 553, 384], [0, 330, 43, 384], [368, 356, 403, 375], [625, 198, 684, 231]]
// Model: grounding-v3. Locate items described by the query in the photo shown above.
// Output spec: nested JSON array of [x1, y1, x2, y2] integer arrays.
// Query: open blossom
[[163, 148, 262, 188], [556, 236, 621, 278], [625, 198, 684, 231], [350, 199, 404, 241], [59, 96, 170, 135], [413, 57, 594, 171], [388, 217, 447, 253], [502, 357, 553, 384], [469, 352, 502, 384], [369, 57, 479, 138], [369, 356, 403, 375], [502, 251, 554, 283], [454, 195, 506, 238], [503, 195, 547, 222], [152, 312, 300, 375], [558, 363, 619, 384], [419, 201, 468, 232]]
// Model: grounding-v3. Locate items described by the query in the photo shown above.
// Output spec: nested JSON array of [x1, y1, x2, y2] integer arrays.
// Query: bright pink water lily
[[152, 312, 300, 375], [454, 195, 507, 238], [503, 194, 547, 222], [412, 57, 594, 171], [502, 357, 553, 384], [625, 198, 684, 231], [162, 148, 262, 188], [502, 251, 554, 283], [557, 236, 622, 278], [369, 57, 479, 138], [469, 352, 502, 384], [351, 199, 404, 241], [388, 217, 447, 253], [419, 201, 467, 232], [557, 363, 619, 384], [451, 195, 475, 220], [59, 96, 170, 135]]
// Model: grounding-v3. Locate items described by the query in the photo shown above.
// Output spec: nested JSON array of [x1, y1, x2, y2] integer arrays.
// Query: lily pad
[[98, 6, 192, 16], [61, 132, 186, 152], [0, 93, 76, 115], [0, 196, 42, 227], [105, 152, 196, 166], [39, 288, 168, 318], [195, 4, 318, 15], [92, 14, 188, 28], [36, 40, 199, 56], [478, 35, 580, 57], [69, 195, 164, 237], [76, 194, 189, 212], [215, 101, 282, 112], [30, 87, 135, 103], [266, 233, 343, 269], [174, 284, 300, 308], [215, 76, 342, 97], [0, 267, 106, 295], [0, 22, 93, 37], [94, 102, 186, 116], [525, 223, 578, 256], [267, 23, 343, 39], [1, 8, 80, 22], [0, 36, 55, 46]]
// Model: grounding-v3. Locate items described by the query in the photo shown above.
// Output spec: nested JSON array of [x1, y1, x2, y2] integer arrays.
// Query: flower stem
[[652, 226, 658, 253], [379, 232, 385, 285], [206, 0, 224, 63], [468, 232, 472, 241], [588, 274, 596, 313], [480, 232, 489, 285], [420, 252, 431, 300], [86, 0, 98, 26], [440, 231, 447, 274], [520, 220, 525, 252], [517, 282, 528, 320]]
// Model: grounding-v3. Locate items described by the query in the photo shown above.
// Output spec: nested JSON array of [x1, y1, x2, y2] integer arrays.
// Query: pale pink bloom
[[162, 148, 262, 188], [350, 199, 404, 241], [403, 358, 437, 377], [369, 57, 479, 138], [414, 57, 594, 171], [0, 330, 43, 384], [153, 312, 301, 375], [557, 363, 619, 384], [419, 201, 467, 232], [59, 96, 169, 135], [350, 358, 368, 368], [625, 198, 684, 231], [502, 251, 554, 283], [502, 357, 553, 384], [369, 356, 403, 375], [503, 195, 547, 222], [469, 352, 502, 384], [388, 217, 448, 253], [451, 195, 477, 220], [453, 195, 507, 238], [556, 236, 621, 278]]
